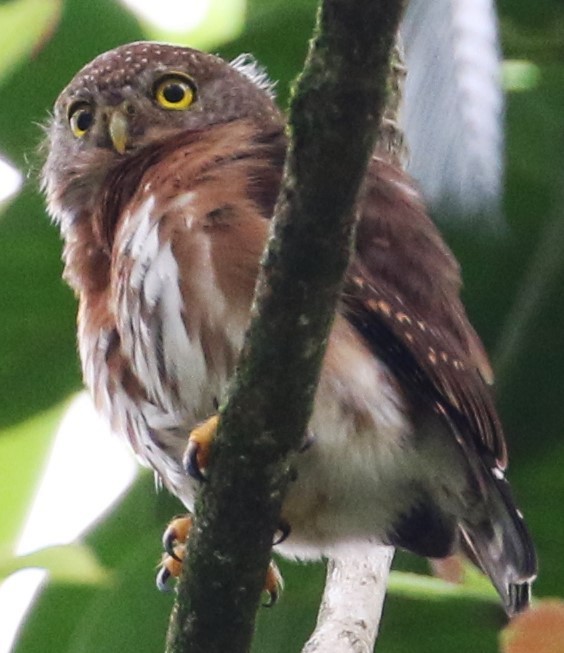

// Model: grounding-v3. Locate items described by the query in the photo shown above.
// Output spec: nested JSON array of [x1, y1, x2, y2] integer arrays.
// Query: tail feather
[[461, 464, 537, 617], [508, 582, 532, 616]]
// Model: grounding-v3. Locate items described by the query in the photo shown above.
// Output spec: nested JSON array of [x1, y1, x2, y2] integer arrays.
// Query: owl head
[[42, 41, 281, 230]]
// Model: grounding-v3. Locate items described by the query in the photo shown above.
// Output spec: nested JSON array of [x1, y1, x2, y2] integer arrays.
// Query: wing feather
[[344, 157, 506, 465]]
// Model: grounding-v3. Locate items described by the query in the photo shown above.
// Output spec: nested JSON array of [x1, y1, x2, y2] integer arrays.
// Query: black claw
[[262, 589, 278, 608], [162, 529, 182, 561], [156, 566, 172, 592], [299, 429, 316, 453], [162, 520, 182, 562], [184, 441, 207, 482], [274, 519, 291, 545]]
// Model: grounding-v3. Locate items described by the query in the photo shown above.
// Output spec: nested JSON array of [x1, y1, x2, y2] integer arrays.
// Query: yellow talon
[[157, 514, 193, 591], [162, 515, 192, 559], [162, 550, 184, 577], [156, 511, 284, 607], [184, 414, 219, 480]]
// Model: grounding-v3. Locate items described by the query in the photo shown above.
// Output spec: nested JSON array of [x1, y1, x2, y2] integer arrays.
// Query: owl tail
[[460, 463, 537, 617]]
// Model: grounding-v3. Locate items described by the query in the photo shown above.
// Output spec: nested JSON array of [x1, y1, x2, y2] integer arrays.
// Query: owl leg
[[156, 513, 284, 604]]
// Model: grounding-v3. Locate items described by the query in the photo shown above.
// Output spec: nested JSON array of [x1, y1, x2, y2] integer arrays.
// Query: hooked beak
[[108, 109, 129, 155]]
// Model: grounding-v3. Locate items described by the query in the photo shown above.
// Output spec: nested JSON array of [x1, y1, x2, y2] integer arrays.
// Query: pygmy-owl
[[42, 41, 536, 615]]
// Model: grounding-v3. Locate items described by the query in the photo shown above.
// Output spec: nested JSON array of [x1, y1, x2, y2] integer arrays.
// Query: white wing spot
[[492, 467, 505, 480]]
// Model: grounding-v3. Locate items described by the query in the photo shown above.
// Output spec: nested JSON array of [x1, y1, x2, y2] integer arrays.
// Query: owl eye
[[153, 74, 196, 110], [68, 102, 94, 138]]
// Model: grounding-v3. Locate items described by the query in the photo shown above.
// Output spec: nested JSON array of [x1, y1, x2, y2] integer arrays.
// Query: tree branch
[[165, 1, 405, 652], [302, 547, 395, 653]]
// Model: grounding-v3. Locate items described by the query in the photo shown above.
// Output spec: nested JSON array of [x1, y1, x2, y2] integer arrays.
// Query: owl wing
[[343, 156, 506, 467]]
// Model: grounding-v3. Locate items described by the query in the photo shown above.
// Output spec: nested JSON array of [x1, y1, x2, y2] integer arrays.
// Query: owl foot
[[157, 514, 192, 591], [184, 417, 315, 482], [156, 513, 284, 605], [184, 414, 219, 481]]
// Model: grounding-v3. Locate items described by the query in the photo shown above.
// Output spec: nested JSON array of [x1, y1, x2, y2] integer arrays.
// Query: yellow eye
[[153, 74, 196, 110], [68, 102, 94, 138]]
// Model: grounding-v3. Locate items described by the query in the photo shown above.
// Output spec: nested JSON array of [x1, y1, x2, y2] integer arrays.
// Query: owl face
[[42, 41, 280, 229]]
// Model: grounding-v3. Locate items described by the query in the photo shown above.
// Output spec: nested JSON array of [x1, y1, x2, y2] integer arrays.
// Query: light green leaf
[[0, 0, 62, 85], [503, 60, 542, 92], [0, 406, 63, 549], [388, 569, 498, 604], [0, 543, 111, 585]]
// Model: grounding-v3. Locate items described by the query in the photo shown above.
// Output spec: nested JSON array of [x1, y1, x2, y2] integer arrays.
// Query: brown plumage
[[42, 41, 536, 615]]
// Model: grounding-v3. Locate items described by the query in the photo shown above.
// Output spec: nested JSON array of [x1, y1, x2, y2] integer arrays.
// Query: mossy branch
[[165, 1, 405, 652]]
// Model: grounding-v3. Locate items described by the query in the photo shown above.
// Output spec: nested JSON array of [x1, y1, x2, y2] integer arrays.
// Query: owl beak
[[108, 109, 129, 155]]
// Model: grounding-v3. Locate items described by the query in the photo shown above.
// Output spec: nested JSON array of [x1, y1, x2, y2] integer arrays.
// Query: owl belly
[[276, 356, 417, 560]]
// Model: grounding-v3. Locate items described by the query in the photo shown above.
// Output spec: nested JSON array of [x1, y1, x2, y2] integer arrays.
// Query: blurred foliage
[[501, 600, 564, 653], [0, 0, 563, 651]]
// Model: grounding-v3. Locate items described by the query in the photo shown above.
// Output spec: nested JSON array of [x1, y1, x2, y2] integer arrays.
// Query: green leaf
[[388, 569, 498, 604], [0, 0, 61, 85], [13, 475, 182, 653], [0, 405, 63, 549], [503, 59, 542, 92], [0, 544, 111, 585]]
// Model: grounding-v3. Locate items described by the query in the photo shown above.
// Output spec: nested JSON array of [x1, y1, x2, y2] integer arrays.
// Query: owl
[[42, 41, 536, 615]]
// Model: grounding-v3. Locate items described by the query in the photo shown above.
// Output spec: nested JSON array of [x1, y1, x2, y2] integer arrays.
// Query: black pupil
[[76, 110, 93, 132], [163, 83, 185, 103]]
